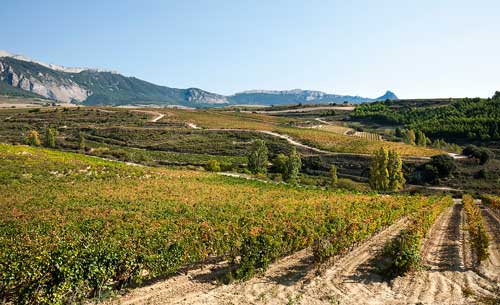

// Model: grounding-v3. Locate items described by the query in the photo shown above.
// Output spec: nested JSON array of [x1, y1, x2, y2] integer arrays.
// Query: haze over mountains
[[0, 51, 397, 107]]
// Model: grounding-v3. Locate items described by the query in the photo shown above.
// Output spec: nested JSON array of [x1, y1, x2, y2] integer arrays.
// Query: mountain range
[[0, 51, 398, 107]]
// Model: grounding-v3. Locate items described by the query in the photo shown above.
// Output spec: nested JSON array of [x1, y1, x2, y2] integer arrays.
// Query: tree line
[[352, 92, 500, 141]]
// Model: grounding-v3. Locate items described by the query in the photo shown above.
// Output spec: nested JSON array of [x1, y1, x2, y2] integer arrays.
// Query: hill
[[0, 51, 397, 107]]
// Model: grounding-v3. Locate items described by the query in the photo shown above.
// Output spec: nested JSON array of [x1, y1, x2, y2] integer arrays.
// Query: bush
[[463, 145, 494, 165], [429, 155, 456, 178], [25, 130, 41, 146], [205, 160, 221, 172]]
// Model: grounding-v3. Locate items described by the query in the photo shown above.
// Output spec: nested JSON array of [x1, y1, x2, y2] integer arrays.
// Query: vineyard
[[481, 194, 500, 212], [378, 196, 452, 276], [463, 195, 490, 262], [0, 143, 447, 304], [317, 124, 383, 141]]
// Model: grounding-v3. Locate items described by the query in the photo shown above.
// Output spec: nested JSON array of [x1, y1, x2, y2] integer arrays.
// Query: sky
[[3, 0, 500, 99]]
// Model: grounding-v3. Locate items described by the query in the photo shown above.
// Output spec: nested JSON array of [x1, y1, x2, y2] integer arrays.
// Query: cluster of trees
[[395, 128, 429, 147], [270, 147, 302, 183], [394, 128, 460, 153], [26, 128, 87, 150], [369, 148, 405, 191], [26, 128, 58, 148], [247, 140, 302, 183], [463, 145, 494, 165], [352, 92, 500, 141], [430, 139, 462, 154], [413, 155, 456, 185]]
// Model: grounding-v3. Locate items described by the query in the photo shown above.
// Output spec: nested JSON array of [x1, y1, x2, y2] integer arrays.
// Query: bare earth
[[108, 200, 499, 305]]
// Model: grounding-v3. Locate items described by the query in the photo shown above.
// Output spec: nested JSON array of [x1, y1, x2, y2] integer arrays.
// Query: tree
[[430, 155, 456, 178], [330, 164, 338, 186], [387, 150, 405, 191], [493, 91, 500, 100], [44, 127, 57, 148], [78, 132, 86, 150], [369, 148, 390, 191], [403, 129, 416, 145], [272, 153, 288, 175], [416, 130, 427, 147], [395, 127, 403, 138], [284, 147, 301, 182], [463, 145, 492, 165], [26, 130, 41, 146], [248, 139, 268, 174], [205, 159, 221, 172], [477, 148, 493, 165]]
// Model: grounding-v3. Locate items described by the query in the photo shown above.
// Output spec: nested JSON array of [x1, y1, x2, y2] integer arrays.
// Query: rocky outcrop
[[186, 88, 228, 104], [0, 59, 89, 102]]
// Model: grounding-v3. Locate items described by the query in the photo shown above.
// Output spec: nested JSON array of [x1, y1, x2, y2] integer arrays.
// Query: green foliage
[[284, 147, 301, 183], [44, 127, 57, 148], [463, 195, 489, 262], [431, 139, 462, 154], [272, 153, 288, 175], [248, 139, 268, 174], [403, 129, 416, 145], [412, 154, 456, 185], [463, 145, 493, 165], [78, 132, 86, 150], [352, 97, 500, 141], [388, 150, 405, 191], [378, 196, 452, 277], [430, 155, 456, 178], [205, 159, 221, 172], [416, 130, 427, 147], [330, 164, 338, 186], [370, 148, 405, 192], [369, 148, 389, 191], [395, 127, 403, 138], [26, 130, 41, 146]]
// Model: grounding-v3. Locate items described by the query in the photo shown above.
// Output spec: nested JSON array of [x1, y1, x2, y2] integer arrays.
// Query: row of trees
[[26, 128, 85, 150], [369, 148, 405, 191], [395, 128, 429, 147]]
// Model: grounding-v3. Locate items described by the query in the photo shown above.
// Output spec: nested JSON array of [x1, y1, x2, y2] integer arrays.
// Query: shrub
[[429, 154, 456, 178], [25, 130, 41, 146], [205, 159, 221, 172]]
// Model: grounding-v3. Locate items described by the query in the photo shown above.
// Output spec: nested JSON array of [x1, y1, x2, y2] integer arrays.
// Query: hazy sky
[[3, 0, 499, 98]]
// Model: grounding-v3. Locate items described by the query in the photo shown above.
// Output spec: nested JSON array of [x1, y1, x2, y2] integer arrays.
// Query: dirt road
[[130, 110, 167, 122]]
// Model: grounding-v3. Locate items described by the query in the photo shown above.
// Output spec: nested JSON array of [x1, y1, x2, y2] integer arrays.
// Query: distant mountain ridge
[[0, 50, 398, 107]]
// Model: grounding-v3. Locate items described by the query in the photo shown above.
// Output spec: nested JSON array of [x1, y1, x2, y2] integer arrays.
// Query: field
[[0, 143, 446, 303], [0, 104, 499, 304]]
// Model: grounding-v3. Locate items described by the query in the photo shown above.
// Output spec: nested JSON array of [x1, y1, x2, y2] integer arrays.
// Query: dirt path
[[130, 110, 167, 122]]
